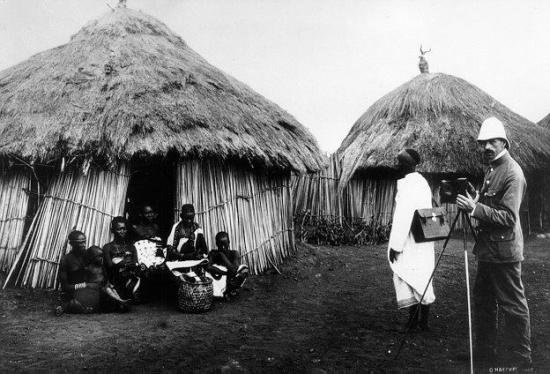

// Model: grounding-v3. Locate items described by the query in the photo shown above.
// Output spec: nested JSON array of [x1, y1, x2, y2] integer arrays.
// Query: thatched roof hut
[[1, 4, 324, 288], [0, 7, 322, 172], [333, 69, 550, 230], [338, 72, 550, 185]]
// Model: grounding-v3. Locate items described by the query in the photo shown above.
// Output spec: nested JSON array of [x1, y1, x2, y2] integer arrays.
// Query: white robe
[[388, 172, 436, 309]]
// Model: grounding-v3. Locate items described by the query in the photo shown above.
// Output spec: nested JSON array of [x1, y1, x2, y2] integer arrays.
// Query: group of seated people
[[55, 203, 248, 315]]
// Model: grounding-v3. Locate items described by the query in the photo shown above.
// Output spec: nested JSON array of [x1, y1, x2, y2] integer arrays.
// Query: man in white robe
[[388, 149, 435, 331]]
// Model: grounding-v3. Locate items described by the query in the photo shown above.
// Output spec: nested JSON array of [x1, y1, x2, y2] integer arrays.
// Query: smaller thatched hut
[[336, 62, 550, 231], [1, 4, 324, 288]]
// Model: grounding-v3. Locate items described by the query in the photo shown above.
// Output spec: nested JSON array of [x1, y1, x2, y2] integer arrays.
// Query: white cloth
[[165, 259, 209, 280], [166, 220, 204, 252], [134, 238, 166, 268], [205, 265, 228, 297], [388, 172, 436, 309]]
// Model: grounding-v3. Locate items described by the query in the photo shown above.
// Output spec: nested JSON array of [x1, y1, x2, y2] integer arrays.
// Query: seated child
[[86, 246, 130, 312], [206, 231, 248, 298]]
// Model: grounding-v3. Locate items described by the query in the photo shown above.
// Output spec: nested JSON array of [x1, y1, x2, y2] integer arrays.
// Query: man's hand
[[456, 191, 476, 213], [389, 248, 399, 263], [466, 182, 478, 202]]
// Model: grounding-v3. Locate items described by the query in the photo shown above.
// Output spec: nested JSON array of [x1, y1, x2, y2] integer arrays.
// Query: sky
[[1, 0, 549, 154]]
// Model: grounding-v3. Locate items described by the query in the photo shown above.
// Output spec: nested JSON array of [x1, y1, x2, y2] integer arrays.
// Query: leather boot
[[419, 304, 430, 331]]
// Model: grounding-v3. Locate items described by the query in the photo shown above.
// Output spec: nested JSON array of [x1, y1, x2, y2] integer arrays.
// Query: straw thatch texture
[[0, 7, 323, 173], [4, 165, 129, 289], [0, 169, 31, 271], [175, 160, 293, 274], [538, 113, 550, 128], [338, 73, 550, 185]]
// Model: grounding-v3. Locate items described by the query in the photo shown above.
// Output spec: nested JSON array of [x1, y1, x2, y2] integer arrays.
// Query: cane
[[461, 213, 474, 374]]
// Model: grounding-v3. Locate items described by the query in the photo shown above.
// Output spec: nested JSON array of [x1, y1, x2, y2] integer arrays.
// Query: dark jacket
[[472, 152, 526, 262]]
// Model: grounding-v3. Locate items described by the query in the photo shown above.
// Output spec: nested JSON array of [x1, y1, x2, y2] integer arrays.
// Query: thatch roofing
[[0, 7, 324, 173], [337, 72, 550, 184], [538, 113, 550, 128]]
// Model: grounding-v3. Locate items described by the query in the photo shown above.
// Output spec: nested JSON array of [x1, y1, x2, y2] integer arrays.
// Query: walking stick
[[461, 213, 474, 374]]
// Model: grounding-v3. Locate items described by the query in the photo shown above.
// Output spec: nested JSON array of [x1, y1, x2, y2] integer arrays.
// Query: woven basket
[[177, 277, 213, 313]]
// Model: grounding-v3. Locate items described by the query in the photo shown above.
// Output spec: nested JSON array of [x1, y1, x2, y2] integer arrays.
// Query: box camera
[[439, 178, 472, 204]]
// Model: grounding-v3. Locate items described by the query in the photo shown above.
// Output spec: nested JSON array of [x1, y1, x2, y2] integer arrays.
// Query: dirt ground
[[1, 238, 549, 373]]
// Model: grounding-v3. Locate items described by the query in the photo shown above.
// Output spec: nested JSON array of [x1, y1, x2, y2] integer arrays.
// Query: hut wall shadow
[[126, 157, 176, 239]]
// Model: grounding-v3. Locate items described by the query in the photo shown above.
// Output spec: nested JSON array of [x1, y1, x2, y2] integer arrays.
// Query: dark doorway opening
[[126, 158, 176, 241]]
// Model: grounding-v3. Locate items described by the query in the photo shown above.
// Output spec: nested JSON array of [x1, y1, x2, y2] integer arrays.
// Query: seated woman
[[131, 204, 161, 241], [56, 230, 100, 315], [103, 217, 141, 301], [166, 204, 208, 261], [206, 231, 249, 299], [86, 246, 130, 312]]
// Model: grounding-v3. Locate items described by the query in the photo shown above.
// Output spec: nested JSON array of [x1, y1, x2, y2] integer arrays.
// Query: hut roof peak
[[418, 45, 431, 74], [72, 6, 177, 43], [0, 6, 325, 173], [337, 72, 550, 183]]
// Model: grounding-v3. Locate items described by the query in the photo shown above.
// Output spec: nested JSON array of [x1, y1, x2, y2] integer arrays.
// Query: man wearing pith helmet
[[457, 117, 532, 370]]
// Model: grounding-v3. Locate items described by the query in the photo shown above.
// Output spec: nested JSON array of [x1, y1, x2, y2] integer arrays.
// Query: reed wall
[[291, 159, 480, 232], [5, 164, 129, 289], [0, 170, 32, 272], [175, 160, 294, 274], [291, 155, 343, 222]]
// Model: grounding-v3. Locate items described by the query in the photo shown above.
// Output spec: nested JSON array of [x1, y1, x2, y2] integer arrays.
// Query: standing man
[[388, 149, 435, 331], [457, 117, 532, 370]]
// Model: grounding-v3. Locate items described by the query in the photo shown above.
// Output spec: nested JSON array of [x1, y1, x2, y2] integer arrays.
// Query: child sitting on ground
[[206, 231, 248, 299]]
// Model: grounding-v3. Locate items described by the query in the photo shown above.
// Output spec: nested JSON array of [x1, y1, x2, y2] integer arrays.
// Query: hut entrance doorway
[[126, 159, 176, 240]]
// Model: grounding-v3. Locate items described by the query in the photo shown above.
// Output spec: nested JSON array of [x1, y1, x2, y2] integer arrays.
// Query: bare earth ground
[[0, 238, 548, 373]]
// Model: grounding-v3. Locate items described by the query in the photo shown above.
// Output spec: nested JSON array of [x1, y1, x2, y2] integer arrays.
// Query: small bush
[[294, 210, 391, 246]]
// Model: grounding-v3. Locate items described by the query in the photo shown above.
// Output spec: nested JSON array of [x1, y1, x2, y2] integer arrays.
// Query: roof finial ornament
[[419, 45, 431, 74], [118, 0, 127, 8]]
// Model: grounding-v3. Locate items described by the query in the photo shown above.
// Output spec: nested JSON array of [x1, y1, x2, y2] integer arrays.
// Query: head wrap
[[397, 148, 421, 167], [181, 204, 195, 214], [68, 230, 85, 242]]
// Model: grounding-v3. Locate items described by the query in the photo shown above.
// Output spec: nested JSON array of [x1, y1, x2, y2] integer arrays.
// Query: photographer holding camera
[[456, 117, 532, 371]]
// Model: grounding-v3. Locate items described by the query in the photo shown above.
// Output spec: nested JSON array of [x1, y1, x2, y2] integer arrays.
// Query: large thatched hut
[[336, 65, 550, 230], [1, 4, 324, 288]]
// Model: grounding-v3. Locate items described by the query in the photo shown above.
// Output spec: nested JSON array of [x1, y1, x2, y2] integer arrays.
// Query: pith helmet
[[477, 117, 509, 148]]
